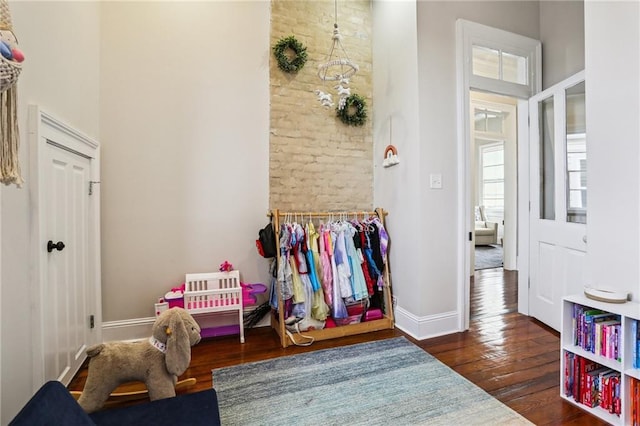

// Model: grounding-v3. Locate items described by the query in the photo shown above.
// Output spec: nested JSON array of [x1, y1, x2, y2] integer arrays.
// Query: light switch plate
[[430, 173, 442, 189]]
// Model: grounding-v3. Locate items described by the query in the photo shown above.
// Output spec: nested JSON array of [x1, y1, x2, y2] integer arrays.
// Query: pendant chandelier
[[315, 0, 359, 109]]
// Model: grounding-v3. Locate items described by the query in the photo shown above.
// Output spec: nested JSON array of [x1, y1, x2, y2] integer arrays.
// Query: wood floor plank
[[68, 266, 606, 425]]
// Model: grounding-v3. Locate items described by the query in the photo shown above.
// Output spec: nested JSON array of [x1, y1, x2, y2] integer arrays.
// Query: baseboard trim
[[394, 307, 460, 340], [102, 317, 156, 342], [103, 307, 455, 343], [101, 310, 264, 342]]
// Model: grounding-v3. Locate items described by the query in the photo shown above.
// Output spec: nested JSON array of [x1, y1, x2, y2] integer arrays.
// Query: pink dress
[[318, 224, 333, 307]]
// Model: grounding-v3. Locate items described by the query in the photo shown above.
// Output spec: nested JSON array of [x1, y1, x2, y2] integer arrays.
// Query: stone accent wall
[[270, 0, 373, 212]]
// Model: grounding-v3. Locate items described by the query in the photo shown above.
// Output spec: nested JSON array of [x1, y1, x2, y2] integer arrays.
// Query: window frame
[[478, 140, 505, 222], [460, 20, 541, 99]]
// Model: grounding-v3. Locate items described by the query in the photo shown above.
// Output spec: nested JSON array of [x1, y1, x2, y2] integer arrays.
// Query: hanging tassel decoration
[[0, 0, 23, 187], [0, 84, 22, 186]]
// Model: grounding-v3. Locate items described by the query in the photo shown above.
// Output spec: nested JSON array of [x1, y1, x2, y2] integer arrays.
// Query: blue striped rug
[[212, 337, 532, 425]]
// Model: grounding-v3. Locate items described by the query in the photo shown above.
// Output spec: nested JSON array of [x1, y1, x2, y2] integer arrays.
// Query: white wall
[[412, 1, 538, 333], [584, 1, 640, 302], [1, 2, 101, 422], [372, 1, 423, 334], [540, 0, 585, 90], [1, 0, 270, 420], [99, 1, 270, 322], [373, 1, 540, 339]]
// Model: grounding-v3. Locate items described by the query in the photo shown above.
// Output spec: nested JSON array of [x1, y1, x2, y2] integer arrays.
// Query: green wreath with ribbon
[[336, 94, 367, 126], [272, 35, 308, 73]]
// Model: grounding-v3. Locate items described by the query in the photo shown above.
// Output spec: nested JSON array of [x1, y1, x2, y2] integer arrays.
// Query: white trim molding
[[102, 310, 257, 343], [102, 317, 157, 343], [394, 307, 459, 341]]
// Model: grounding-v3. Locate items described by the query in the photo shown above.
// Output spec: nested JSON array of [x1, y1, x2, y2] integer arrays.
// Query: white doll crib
[[184, 271, 244, 343]]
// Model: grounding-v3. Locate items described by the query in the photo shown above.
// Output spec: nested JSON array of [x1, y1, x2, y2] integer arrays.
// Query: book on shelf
[[598, 369, 620, 412], [632, 378, 635, 426], [564, 352, 621, 415], [584, 366, 607, 407], [572, 304, 621, 360], [631, 377, 639, 426], [633, 319, 639, 369], [600, 320, 621, 360], [580, 356, 598, 404], [564, 351, 573, 397]]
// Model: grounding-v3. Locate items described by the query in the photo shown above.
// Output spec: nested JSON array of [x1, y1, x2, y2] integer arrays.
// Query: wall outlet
[[392, 296, 397, 308]]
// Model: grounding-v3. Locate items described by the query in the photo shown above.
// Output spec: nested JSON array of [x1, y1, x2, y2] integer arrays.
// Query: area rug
[[212, 337, 532, 425], [475, 244, 503, 270]]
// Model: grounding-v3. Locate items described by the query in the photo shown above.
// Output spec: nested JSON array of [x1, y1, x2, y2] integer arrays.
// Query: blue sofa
[[9, 381, 221, 426]]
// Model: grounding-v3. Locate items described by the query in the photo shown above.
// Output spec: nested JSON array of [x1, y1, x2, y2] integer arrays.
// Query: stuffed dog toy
[[78, 307, 201, 413]]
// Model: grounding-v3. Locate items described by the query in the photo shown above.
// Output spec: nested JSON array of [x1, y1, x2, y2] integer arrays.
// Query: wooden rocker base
[[70, 378, 197, 405]]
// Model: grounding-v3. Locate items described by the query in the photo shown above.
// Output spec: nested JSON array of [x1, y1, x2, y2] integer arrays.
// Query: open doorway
[[456, 19, 541, 331], [470, 92, 518, 273]]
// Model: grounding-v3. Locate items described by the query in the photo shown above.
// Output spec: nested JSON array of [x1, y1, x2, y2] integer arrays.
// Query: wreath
[[336, 94, 367, 126], [272, 35, 308, 73]]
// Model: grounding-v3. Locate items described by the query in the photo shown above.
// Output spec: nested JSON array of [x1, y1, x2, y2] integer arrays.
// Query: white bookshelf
[[561, 294, 640, 425]]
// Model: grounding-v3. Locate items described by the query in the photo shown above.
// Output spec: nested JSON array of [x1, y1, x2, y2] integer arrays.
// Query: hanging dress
[[318, 223, 333, 307], [328, 223, 348, 319], [304, 222, 329, 320], [344, 222, 368, 301], [303, 223, 321, 292], [357, 227, 375, 295], [333, 223, 353, 299], [276, 224, 293, 302], [307, 222, 324, 289], [289, 224, 306, 307], [371, 217, 389, 291], [365, 221, 384, 281]]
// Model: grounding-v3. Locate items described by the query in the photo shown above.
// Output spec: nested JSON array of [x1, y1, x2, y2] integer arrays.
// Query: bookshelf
[[561, 294, 640, 425]]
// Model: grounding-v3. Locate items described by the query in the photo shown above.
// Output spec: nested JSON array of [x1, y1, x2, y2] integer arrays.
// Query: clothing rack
[[268, 208, 394, 348]]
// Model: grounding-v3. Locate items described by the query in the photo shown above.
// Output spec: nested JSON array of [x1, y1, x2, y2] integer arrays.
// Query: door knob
[[47, 240, 65, 253], [582, 235, 587, 243]]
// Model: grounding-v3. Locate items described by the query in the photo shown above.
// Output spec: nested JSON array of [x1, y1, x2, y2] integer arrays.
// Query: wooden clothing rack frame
[[268, 208, 395, 348]]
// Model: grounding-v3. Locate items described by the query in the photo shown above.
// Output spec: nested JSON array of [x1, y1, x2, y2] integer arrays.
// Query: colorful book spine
[[571, 304, 622, 360], [564, 353, 621, 416], [564, 351, 574, 397], [633, 319, 639, 369], [631, 377, 639, 426]]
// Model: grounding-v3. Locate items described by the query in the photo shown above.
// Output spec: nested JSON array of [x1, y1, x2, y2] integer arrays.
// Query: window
[[565, 81, 586, 223], [472, 45, 528, 85], [539, 96, 555, 220], [479, 141, 505, 221], [474, 108, 503, 133], [458, 19, 541, 99], [501, 52, 528, 85], [472, 46, 500, 80]]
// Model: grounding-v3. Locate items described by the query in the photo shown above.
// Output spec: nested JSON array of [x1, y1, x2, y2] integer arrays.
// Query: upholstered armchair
[[474, 206, 498, 246]]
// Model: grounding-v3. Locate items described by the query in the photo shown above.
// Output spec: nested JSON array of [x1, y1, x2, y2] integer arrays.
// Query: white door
[[529, 71, 587, 331], [29, 106, 101, 392], [43, 142, 92, 384]]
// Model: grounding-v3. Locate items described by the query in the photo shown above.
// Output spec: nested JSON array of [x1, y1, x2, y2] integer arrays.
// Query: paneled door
[[529, 71, 587, 331], [29, 105, 101, 391], [43, 142, 92, 384]]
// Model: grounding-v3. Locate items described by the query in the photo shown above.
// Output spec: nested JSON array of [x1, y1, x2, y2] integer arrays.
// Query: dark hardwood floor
[[69, 268, 607, 425]]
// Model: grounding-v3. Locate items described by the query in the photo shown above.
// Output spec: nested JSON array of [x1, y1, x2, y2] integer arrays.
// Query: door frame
[[470, 94, 518, 271], [28, 105, 101, 392], [456, 19, 541, 330]]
